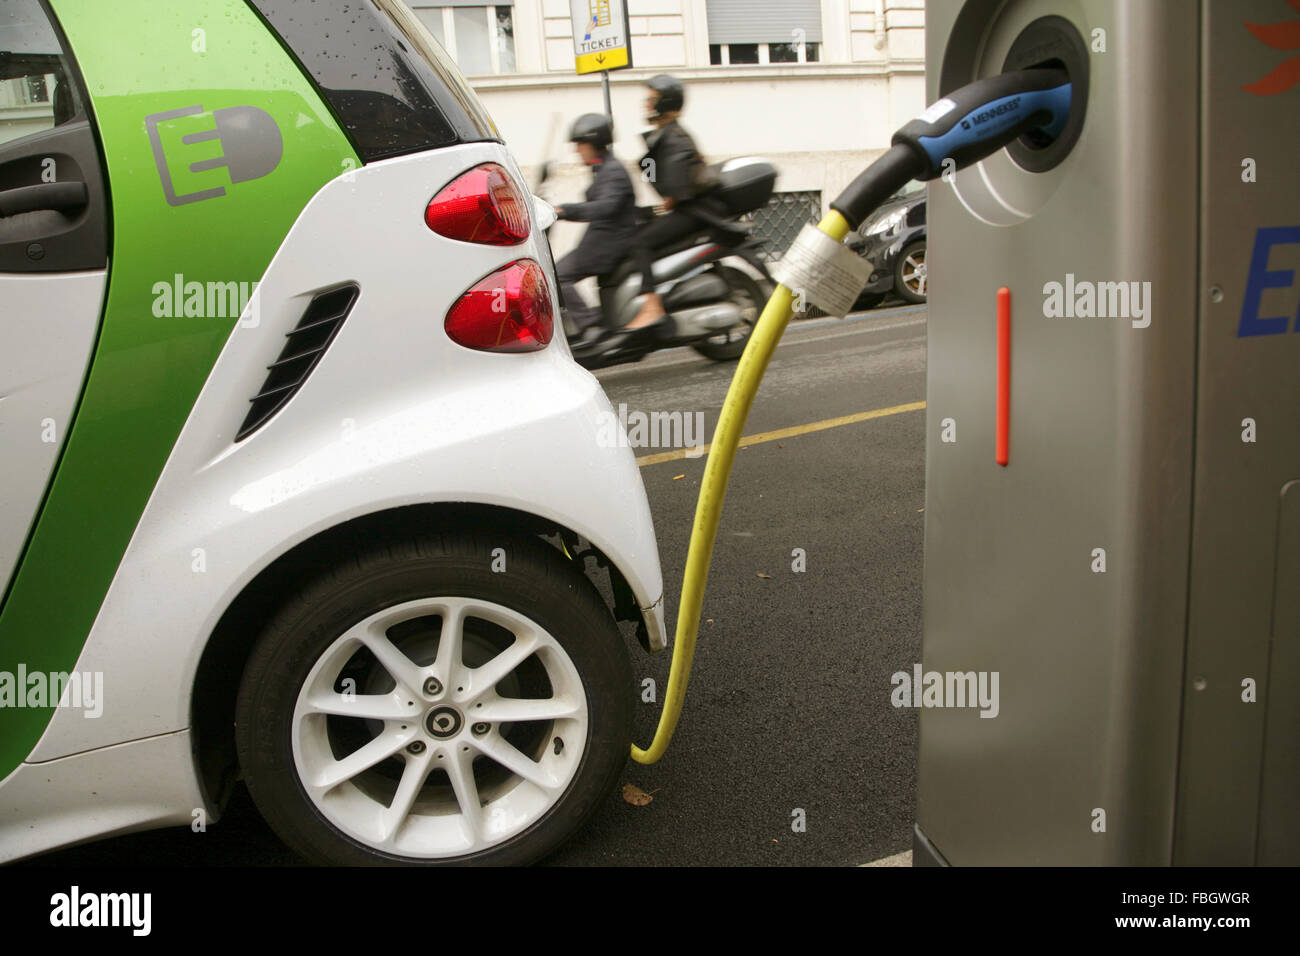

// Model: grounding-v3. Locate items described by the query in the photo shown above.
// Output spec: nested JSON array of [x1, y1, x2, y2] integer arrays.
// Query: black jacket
[[559, 154, 637, 276], [640, 120, 719, 203]]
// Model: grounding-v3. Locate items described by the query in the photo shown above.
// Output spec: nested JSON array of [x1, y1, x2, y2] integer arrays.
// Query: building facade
[[408, 0, 927, 259], [0, 1, 927, 261]]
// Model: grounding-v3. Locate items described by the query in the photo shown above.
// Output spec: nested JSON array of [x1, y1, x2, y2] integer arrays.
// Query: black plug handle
[[830, 145, 926, 231]]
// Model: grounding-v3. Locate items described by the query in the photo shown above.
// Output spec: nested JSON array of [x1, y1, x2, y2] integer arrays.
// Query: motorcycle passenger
[[618, 73, 728, 341], [553, 113, 638, 336]]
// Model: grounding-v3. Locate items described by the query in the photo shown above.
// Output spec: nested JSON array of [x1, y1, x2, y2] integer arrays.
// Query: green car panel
[[0, 0, 359, 778]]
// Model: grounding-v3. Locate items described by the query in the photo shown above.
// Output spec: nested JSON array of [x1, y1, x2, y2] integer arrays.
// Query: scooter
[[545, 157, 781, 370]]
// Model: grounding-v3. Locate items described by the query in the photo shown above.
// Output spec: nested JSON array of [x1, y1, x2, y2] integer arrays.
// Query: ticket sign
[[570, 0, 633, 75]]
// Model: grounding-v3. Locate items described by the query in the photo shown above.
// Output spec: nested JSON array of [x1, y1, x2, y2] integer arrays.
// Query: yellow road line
[[636, 400, 927, 467]]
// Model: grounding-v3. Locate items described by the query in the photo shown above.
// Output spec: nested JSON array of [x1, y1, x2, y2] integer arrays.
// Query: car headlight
[[862, 208, 906, 240]]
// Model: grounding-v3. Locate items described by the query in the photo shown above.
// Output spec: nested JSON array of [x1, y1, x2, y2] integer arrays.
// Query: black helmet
[[646, 74, 684, 118], [569, 113, 613, 149]]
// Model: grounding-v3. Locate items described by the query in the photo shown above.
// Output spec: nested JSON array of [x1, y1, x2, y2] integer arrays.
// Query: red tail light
[[445, 260, 554, 353], [425, 162, 530, 245]]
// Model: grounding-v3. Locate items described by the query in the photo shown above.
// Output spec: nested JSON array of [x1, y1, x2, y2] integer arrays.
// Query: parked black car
[[846, 181, 926, 307]]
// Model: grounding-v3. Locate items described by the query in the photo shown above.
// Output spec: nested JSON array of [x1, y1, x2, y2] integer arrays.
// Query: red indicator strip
[[996, 286, 1010, 466]]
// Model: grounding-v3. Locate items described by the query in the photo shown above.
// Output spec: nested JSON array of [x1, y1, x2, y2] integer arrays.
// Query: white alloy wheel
[[291, 596, 589, 858]]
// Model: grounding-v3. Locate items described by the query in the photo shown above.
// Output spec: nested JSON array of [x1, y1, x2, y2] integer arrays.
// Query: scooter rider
[[617, 73, 727, 342], [553, 113, 638, 336]]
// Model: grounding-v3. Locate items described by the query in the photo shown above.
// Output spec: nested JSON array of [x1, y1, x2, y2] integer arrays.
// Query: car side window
[[0, 0, 106, 272], [0, 0, 87, 149]]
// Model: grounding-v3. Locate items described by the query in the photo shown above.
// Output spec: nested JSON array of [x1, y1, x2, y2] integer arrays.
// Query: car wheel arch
[[190, 501, 649, 815]]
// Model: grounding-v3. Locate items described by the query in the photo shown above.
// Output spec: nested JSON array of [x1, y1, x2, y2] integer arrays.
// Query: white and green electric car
[[0, 0, 666, 865]]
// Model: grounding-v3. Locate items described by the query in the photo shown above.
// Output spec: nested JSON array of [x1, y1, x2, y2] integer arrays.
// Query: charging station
[[916, 0, 1300, 865]]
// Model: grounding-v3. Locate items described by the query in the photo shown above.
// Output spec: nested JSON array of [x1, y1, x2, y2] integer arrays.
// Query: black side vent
[[236, 284, 359, 441]]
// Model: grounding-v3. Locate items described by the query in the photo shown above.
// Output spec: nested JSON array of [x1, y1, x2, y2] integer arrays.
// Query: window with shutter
[[705, 0, 822, 66]]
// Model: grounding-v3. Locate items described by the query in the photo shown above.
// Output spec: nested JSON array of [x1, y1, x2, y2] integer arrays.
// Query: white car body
[[0, 144, 666, 862]]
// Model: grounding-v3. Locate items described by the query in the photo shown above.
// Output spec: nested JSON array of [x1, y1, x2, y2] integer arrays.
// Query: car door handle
[[0, 181, 89, 218]]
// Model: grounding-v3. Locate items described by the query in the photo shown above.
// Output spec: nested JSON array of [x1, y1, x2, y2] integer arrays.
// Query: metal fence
[[741, 190, 822, 262]]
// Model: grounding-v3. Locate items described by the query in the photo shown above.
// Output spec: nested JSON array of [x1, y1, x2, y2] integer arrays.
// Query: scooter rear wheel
[[691, 267, 769, 362]]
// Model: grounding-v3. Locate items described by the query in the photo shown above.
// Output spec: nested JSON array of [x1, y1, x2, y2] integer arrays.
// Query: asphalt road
[[30, 305, 928, 867]]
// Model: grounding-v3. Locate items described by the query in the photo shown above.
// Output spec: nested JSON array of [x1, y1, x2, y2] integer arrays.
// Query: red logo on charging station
[[1243, 0, 1300, 94]]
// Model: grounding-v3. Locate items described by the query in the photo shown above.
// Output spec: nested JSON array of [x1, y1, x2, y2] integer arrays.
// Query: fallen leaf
[[622, 783, 656, 806], [777, 443, 784, 448], [756, 572, 772, 579], [672, 474, 685, 480], [706, 618, 714, 624], [917, 508, 925, 513]]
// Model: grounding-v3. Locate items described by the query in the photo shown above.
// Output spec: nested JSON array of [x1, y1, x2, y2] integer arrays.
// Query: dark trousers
[[554, 249, 603, 332], [632, 206, 710, 295]]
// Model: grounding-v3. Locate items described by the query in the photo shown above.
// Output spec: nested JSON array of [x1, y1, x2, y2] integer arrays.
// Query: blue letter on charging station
[[1238, 226, 1300, 337]]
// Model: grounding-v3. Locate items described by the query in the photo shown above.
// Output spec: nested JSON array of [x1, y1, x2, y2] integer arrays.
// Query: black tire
[[691, 266, 769, 361], [234, 531, 632, 866], [894, 240, 927, 304]]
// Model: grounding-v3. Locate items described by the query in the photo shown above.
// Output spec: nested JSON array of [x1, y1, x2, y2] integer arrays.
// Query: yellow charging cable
[[631, 210, 852, 764], [630, 66, 1074, 761]]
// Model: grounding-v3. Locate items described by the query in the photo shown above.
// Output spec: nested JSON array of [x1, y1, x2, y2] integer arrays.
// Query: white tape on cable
[[771, 224, 873, 318]]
